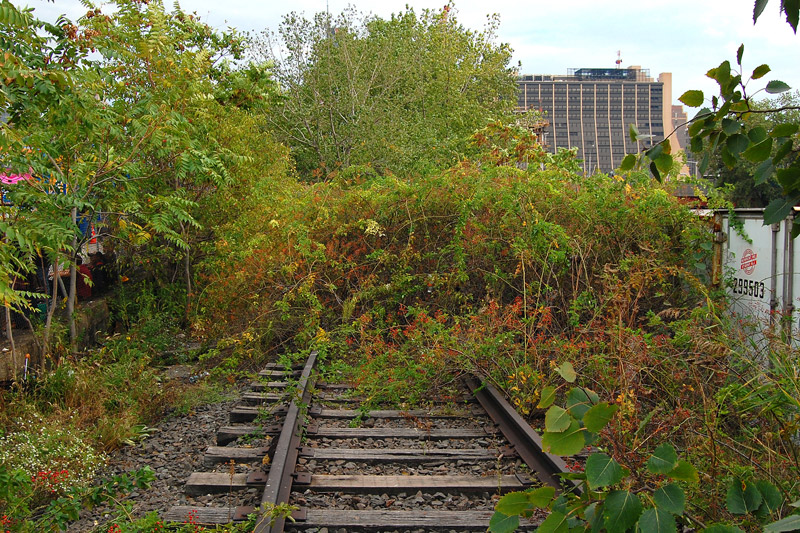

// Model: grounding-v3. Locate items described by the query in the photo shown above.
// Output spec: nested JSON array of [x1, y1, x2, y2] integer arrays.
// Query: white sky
[[27, 0, 800, 108]]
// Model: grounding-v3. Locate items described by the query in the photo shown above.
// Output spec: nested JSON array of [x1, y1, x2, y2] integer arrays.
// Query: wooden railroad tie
[[304, 424, 498, 439], [298, 446, 516, 463], [184, 471, 531, 496]]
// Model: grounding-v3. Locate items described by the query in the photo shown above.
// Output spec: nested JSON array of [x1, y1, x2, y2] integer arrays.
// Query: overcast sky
[[28, 0, 800, 108]]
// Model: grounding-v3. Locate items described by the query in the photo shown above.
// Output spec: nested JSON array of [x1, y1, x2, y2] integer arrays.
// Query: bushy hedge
[[196, 160, 708, 376]]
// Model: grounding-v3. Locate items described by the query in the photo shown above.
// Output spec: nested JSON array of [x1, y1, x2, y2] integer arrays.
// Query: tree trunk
[[185, 246, 192, 321], [67, 208, 78, 351], [4, 305, 17, 380], [44, 258, 60, 358]]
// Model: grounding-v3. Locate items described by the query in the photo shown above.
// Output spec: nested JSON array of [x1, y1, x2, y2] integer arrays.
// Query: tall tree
[[257, 4, 517, 178], [1, 0, 278, 355]]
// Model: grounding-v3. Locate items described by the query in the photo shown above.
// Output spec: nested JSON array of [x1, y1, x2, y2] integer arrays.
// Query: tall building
[[671, 104, 700, 177], [517, 66, 682, 174]]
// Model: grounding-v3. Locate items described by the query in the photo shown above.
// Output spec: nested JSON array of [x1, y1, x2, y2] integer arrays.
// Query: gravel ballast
[[68, 397, 236, 532]]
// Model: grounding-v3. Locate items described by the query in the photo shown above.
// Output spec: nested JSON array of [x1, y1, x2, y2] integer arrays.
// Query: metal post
[[783, 219, 795, 342], [770, 223, 780, 331], [711, 212, 726, 288]]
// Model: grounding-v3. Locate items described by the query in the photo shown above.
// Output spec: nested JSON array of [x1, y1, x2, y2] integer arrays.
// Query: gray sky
[[29, 0, 800, 108]]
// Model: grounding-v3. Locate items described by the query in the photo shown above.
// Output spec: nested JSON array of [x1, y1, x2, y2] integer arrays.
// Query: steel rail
[[253, 351, 317, 533], [464, 375, 580, 495]]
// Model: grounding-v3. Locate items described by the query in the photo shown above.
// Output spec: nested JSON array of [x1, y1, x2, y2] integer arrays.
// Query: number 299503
[[732, 277, 765, 298]]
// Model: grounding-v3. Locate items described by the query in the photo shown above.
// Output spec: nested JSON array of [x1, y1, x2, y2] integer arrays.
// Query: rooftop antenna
[[325, 0, 333, 39], [615, 50, 623, 69]]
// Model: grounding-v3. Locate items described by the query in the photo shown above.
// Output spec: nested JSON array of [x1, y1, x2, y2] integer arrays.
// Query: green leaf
[[636, 508, 677, 533], [766, 80, 792, 94], [702, 525, 745, 533], [764, 514, 800, 532], [726, 133, 750, 155], [699, 152, 711, 176], [620, 153, 637, 171], [772, 123, 800, 137], [722, 118, 741, 135], [566, 387, 598, 419], [743, 138, 773, 163], [789, 219, 800, 237], [786, 0, 799, 32], [647, 443, 679, 474], [774, 139, 794, 165], [708, 60, 731, 87], [537, 510, 569, 533], [586, 453, 624, 489], [654, 483, 685, 516], [736, 44, 744, 66], [688, 119, 705, 138], [495, 492, 533, 516], [556, 361, 576, 383], [690, 135, 704, 154], [695, 107, 714, 120], [603, 490, 643, 533], [708, 130, 723, 151], [753, 0, 769, 23], [559, 472, 587, 480], [727, 78, 743, 97], [667, 460, 699, 483], [526, 486, 556, 508], [583, 402, 619, 433], [537, 386, 556, 408], [755, 480, 783, 517], [777, 168, 800, 195], [551, 495, 568, 515], [650, 161, 661, 182], [731, 100, 750, 112], [542, 419, 586, 455], [488, 511, 519, 533], [679, 90, 704, 107], [726, 478, 763, 515], [646, 143, 664, 160], [752, 64, 771, 80], [764, 196, 797, 225], [629, 124, 640, 143], [721, 147, 737, 169], [545, 405, 572, 433], [754, 160, 775, 185], [655, 153, 673, 174], [585, 502, 603, 532], [749, 126, 769, 143]]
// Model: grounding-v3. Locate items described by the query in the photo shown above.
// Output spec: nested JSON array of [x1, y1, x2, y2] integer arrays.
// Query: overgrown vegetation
[[197, 122, 800, 530], [2, 0, 800, 531], [256, 3, 516, 178]]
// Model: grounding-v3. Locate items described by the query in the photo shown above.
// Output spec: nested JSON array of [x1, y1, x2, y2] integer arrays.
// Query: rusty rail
[[253, 351, 317, 533], [464, 375, 579, 495]]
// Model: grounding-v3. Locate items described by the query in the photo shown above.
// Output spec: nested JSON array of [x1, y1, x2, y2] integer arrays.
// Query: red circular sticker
[[741, 248, 757, 275]]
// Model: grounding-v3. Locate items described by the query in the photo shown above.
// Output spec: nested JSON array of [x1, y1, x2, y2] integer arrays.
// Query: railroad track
[[164, 351, 573, 532]]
